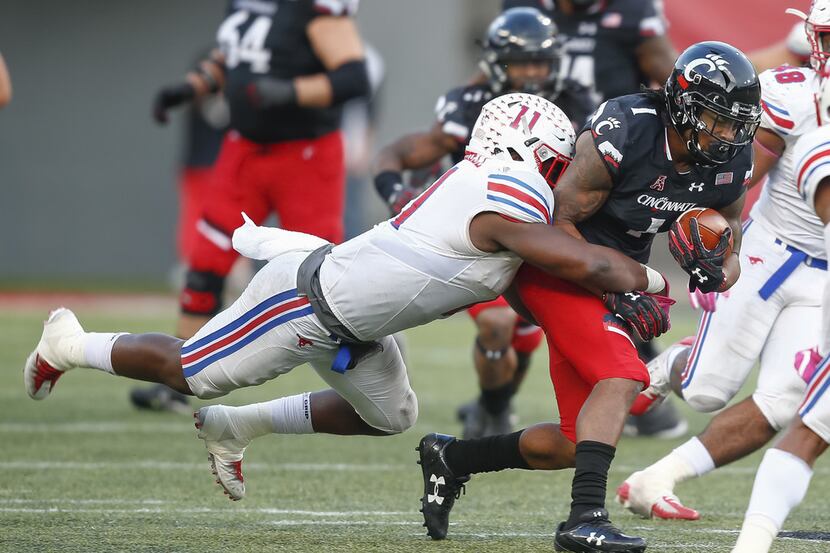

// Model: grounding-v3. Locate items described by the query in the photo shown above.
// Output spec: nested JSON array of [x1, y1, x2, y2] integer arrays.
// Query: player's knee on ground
[[361, 387, 418, 434], [181, 269, 226, 316], [475, 307, 516, 350], [753, 390, 799, 431]]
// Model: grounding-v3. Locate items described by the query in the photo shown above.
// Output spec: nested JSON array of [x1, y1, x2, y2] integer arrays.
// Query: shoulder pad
[[313, 0, 359, 16], [794, 125, 830, 209], [759, 67, 820, 137], [484, 169, 554, 224]]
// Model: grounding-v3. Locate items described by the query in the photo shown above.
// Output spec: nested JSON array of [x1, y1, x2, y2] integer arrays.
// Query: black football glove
[[152, 83, 196, 124], [246, 77, 297, 109], [668, 218, 732, 293], [374, 171, 420, 215], [603, 291, 670, 341]]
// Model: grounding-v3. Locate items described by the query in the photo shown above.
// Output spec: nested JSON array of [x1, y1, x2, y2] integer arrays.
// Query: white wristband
[[642, 264, 666, 294]]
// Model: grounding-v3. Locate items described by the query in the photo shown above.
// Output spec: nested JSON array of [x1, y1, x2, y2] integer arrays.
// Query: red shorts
[[190, 130, 345, 276], [467, 296, 544, 355], [515, 265, 649, 442], [177, 167, 214, 263]]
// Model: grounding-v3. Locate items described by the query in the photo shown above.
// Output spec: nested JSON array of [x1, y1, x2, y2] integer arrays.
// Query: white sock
[[735, 448, 813, 551], [82, 332, 126, 374], [643, 436, 712, 489], [229, 393, 315, 439], [673, 436, 715, 478]]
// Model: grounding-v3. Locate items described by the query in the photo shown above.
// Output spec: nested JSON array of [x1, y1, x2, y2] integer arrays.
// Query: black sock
[[445, 430, 530, 475], [565, 440, 616, 529], [480, 381, 514, 415]]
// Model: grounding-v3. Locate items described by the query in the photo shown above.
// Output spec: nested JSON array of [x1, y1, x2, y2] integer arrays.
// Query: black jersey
[[575, 94, 752, 263], [503, 0, 668, 101], [218, 0, 358, 144], [435, 80, 596, 164]]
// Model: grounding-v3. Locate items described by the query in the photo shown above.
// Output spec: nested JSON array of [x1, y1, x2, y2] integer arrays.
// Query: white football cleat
[[616, 471, 700, 521], [24, 308, 85, 400], [195, 405, 251, 501], [630, 338, 694, 415]]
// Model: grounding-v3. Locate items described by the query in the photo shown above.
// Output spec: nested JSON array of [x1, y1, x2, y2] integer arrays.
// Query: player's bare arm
[[375, 122, 459, 173], [469, 212, 658, 296], [749, 128, 786, 187], [813, 176, 830, 225], [295, 16, 366, 108], [636, 35, 676, 86], [0, 53, 12, 108], [551, 131, 613, 231], [716, 192, 746, 290]]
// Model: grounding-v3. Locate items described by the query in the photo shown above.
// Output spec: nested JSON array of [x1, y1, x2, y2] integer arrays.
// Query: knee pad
[[685, 393, 728, 413], [369, 389, 418, 434], [181, 269, 225, 316], [753, 391, 799, 431]]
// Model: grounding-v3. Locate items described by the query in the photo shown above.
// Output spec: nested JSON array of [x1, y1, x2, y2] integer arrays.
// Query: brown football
[[675, 207, 733, 256]]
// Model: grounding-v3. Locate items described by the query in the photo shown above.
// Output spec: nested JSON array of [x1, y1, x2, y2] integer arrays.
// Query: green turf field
[[1, 304, 829, 552]]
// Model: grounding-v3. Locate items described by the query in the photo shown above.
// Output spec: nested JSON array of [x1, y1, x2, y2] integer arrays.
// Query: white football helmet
[[788, 0, 830, 70], [467, 92, 575, 188]]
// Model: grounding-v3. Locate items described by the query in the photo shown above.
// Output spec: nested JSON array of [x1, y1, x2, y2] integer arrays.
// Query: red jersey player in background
[[134, 0, 370, 410]]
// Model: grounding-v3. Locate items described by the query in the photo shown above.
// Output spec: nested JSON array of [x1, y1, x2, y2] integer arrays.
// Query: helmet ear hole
[[507, 147, 525, 161]]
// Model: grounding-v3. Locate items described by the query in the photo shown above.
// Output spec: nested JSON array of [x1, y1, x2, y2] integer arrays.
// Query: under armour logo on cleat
[[586, 532, 606, 545], [297, 334, 314, 348], [691, 268, 708, 282], [427, 474, 445, 504]]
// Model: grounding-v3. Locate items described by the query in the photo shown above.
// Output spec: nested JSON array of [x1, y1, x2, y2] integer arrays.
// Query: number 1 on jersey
[[391, 167, 458, 229]]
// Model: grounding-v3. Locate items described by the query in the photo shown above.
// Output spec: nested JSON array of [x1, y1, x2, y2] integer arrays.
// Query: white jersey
[[750, 65, 826, 259], [319, 158, 554, 341], [794, 124, 830, 212]]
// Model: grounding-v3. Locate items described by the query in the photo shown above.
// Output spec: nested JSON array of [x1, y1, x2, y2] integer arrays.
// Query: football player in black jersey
[[504, 0, 676, 102], [375, 7, 596, 441], [148, 0, 369, 343], [505, 0, 686, 439], [418, 42, 762, 552]]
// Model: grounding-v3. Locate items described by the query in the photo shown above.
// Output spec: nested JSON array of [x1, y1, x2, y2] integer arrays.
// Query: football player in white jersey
[[730, 59, 830, 553], [23, 93, 670, 502], [617, 1, 830, 521]]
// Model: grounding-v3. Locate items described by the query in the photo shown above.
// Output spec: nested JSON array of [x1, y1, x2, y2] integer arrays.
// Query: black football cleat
[[129, 383, 191, 415], [554, 508, 646, 552], [416, 433, 470, 540]]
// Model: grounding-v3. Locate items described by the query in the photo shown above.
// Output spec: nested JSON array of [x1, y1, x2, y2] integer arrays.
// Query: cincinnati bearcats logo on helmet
[[683, 53, 736, 91]]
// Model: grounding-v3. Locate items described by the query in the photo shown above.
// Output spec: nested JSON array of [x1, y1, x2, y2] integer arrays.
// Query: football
[[674, 207, 733, 256]]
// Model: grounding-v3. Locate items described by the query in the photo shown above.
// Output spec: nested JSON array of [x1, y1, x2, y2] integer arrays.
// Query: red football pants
[[515, 265, 649, 442], [190, 130, 345, 276], [177, 166, 214, 263], [467, 296, 544, 354]]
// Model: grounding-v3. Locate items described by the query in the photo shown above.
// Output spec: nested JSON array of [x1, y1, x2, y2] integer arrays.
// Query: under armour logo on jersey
[[427, 474, 445, 504], [651, 175, 667, 191], [586, 532, 606, 545], [688, 182, 704, 192], [297, 335, 314, 348], [747, 256, 764, 265], [625, 292, 641, 301], [691, 268, 709, 283], [594, 117, 621, 135]]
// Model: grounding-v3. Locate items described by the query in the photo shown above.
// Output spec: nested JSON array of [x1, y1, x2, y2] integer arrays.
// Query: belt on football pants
[[758, 239, 828, 300]]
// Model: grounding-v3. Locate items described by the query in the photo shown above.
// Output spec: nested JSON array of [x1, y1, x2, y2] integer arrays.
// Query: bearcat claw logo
[[683, 53, 736, 92], [594, 117, 621, 135]]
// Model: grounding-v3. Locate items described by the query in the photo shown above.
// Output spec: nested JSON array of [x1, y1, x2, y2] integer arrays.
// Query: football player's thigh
[[311, 335, 418, 434], [183, 253, 327, 399], [754, 305, 817, 430], [681, 283, 781, 408]]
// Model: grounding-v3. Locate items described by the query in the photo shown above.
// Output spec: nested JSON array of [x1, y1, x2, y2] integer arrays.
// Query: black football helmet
[[664, 41, 762, 166], [481, 7, 560, 94]]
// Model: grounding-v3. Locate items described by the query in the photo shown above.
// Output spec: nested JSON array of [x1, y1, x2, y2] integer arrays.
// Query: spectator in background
[[504, 0, 685, 439], [132, 0, 371, 411], [750, 22, 811, 72], [0, 53, 12, 108]]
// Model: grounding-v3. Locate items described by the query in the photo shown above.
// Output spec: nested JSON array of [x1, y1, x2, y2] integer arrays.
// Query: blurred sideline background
[[0, 0, 808, 288]]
